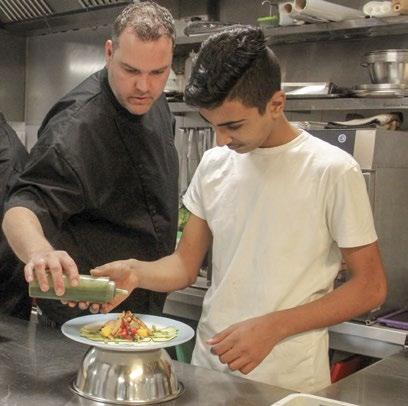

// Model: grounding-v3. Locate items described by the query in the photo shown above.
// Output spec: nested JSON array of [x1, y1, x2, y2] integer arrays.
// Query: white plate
[[271, 393, 358, 405], [61, 313, 195, 352]]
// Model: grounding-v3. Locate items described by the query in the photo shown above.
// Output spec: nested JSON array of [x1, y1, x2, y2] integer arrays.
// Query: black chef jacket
[[5, 69, 179, 325], [0, 113, 31, 320]]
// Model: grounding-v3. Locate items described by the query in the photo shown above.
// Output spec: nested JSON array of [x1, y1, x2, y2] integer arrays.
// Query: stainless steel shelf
[[174, 16, 408, 48], [4, 8, 408, 40], [329, 321, 408, 358], [163, 286, 205, 321], [286, 97, 408, 111], [176, 34, 210, 45], [169, 102, 196, 113], [331, 321, 408, 347], [264, 15, 408, 45], [169, 98, 408, 114]]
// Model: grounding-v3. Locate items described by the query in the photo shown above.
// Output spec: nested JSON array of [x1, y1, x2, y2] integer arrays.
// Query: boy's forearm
[[136, 251, 199, 293], [265, 272, 386, 343], [136, 214, 211, 293]]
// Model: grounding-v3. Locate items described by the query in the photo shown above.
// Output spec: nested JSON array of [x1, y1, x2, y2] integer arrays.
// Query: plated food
[[80, 311, 177, 343]]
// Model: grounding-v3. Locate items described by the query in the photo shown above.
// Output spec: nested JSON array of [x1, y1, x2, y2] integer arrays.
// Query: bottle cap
[[115, 288, 129, 297]]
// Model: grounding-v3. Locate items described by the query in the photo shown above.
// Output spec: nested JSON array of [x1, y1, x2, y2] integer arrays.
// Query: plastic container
[[29, 274, 128, 303], [271, 394, 358, 405], [257, 15, 279, 28], [377, 309, 408, 330], [258, 1, 280, 27], [330, 354, 363, 383]]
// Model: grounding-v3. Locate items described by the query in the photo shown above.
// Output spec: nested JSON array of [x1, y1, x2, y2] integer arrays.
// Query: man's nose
[[215, 129, 232, 147], [135, 75, 149, 93]]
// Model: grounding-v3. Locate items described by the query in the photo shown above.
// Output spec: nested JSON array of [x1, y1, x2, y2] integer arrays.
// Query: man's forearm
[[2, 206, 53, 263]]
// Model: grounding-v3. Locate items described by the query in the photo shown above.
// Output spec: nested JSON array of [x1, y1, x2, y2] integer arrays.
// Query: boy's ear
[[267, 90, 286, 118]]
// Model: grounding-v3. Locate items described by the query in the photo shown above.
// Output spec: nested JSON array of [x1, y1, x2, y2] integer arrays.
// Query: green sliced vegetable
[[79, 325, 178, 343], [152, 335, 177, 342]]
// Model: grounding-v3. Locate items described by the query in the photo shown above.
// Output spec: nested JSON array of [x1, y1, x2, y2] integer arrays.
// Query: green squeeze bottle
[[28, 274, 128, 303]]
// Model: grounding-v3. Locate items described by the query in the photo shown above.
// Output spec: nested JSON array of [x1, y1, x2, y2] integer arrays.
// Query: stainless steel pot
[[362, 49, 408, 84]]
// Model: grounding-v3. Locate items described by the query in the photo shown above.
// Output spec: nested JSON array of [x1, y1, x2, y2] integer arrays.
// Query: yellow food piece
[[100, 325, 113, 337], [138, 328, 149, 338]]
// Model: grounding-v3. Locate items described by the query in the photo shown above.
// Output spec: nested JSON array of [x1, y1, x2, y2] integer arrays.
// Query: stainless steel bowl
[[363, 49, 408, 84], [72, 347, 183, 405]]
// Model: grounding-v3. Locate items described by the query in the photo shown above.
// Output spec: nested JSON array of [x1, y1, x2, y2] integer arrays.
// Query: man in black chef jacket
[[0, 113, 32, 320], [2, 2, 179, 327]]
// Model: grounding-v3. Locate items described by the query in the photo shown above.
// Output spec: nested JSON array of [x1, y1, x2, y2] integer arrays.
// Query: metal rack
[[264, 15, 408, 45], [286, 97, 408, 111], [170, 98, 408, 114], [174, 16, 408, 48], [171, 16, 408, 113]]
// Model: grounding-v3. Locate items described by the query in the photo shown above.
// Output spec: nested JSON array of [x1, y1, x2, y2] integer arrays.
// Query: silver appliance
[[309, 128, 408, 323]]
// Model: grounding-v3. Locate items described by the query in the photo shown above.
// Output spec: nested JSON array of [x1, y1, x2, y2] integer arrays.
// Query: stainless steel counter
[[3, 314, 408, 405], [317, 350, 408, 406], [329, 321, 408, 359], [0, 315, 291, 405]]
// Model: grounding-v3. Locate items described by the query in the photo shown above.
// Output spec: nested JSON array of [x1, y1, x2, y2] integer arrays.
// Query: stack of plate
[[283, 82, 347, 98], [351, 83, 408, 98]]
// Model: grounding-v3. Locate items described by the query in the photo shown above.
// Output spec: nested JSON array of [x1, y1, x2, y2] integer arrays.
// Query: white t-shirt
[[182, 130, 377, 393]]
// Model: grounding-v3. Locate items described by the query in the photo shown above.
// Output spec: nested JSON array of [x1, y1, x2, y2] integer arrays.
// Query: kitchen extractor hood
[[0, 0, 134, 35]]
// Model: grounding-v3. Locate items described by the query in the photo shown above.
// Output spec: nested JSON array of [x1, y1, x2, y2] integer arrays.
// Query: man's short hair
[[184, 26, 281, 114], [112, 1, 175, 49]]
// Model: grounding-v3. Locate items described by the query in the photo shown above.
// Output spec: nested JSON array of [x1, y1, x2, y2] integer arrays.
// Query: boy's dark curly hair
[[184, 26, 281, 114]]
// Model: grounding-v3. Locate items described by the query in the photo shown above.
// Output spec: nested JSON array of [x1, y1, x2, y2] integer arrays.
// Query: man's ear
[[267, 90, 286, 118], [105, 40, 113, 66]]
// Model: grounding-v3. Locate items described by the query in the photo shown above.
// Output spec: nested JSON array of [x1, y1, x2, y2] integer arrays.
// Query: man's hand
[[25, 250, 79, 296], [208, 315, 283, 375], [2, 207, 79, 295]]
